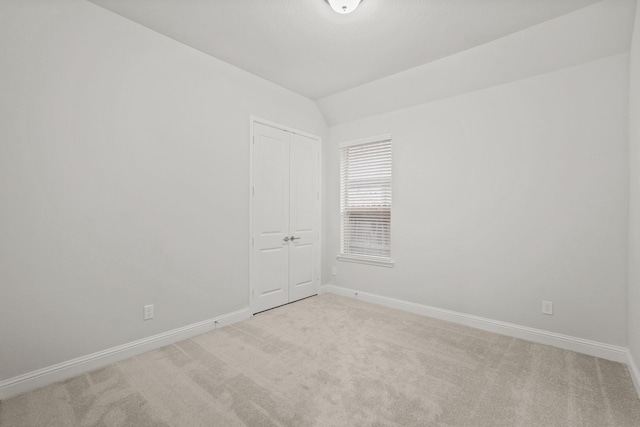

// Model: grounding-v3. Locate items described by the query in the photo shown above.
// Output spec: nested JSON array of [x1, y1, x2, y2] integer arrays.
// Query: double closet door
[[251, 122, 320, 314]]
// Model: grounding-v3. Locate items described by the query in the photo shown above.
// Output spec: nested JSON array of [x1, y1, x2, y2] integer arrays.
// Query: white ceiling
[[318, 0, 635, 125], [89, 0, 602, 100]]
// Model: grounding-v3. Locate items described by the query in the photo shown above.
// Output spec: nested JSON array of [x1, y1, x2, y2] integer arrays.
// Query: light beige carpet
[[1, 294, 640, 426]]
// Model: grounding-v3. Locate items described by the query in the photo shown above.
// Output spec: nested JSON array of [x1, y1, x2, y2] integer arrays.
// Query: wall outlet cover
[[144, 304, 154, 320]]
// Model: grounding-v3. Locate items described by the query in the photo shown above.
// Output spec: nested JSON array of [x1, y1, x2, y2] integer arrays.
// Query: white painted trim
[[249, 116, 322, 315], [320, 284, 628, 363], [249, 116, 256, 313], [250, 116, 321, 142], [0, 308, 251, 401], [337, 255, 394, 268], [338, 133, 392, 148], [627, 350, 640, 398]]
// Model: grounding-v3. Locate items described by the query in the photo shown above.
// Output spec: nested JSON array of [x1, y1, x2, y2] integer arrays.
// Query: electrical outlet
[[542, 301, 553, 315], [144, 304, 154, 320], [332, 266, 337, 276]]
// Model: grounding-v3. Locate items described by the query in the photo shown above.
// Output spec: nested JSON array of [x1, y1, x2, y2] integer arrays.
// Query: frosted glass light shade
[[327, 0, 362, 14]]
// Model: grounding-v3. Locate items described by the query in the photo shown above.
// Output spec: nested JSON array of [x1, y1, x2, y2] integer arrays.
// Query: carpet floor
[[1, 294, 640, 426]]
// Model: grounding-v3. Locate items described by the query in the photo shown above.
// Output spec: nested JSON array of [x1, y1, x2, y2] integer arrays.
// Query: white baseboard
[[320, 284, 628, 364], [4, 291, 638, 402], [627, 350, 640, 398], [0, 308, 251, 401]]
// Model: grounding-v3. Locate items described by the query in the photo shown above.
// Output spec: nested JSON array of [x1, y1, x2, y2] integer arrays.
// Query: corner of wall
[[627, 0, 640, 398]]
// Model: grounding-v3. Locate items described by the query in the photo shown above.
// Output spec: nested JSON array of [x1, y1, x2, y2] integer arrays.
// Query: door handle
[[283, 236, 290, 242], [290, 236, 300, 241]]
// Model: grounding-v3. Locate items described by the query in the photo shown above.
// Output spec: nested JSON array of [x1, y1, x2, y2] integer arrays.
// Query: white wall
[[0, 0, 326, 381], [629, 0, 640, 373], [324, 53, 630, 346]]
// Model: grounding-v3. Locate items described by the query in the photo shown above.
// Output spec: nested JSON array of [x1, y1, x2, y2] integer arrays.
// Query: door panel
[[252, 123, 290, 313], [290, 242, 314, 291], [289, 133, 319, 302]]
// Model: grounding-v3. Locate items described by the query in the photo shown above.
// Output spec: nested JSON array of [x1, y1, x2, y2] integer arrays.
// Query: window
[[338, 135, 393, 267]]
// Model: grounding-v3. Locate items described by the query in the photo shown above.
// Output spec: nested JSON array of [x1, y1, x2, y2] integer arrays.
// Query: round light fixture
[[326, 0, 362, 14]]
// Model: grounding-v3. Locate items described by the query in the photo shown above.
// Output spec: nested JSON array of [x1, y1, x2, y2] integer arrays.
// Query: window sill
[[337, 255, 395, 268]]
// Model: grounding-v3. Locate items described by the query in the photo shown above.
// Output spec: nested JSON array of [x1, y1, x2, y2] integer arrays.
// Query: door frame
[[249, 116, 322, 314]]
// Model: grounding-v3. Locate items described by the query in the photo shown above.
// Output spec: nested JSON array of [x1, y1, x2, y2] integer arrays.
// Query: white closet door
[[252, 123, 290, 313], [289, 133, 320, 302]]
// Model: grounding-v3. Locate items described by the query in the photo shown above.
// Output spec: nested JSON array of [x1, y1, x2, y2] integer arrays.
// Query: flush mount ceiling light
[[326, 0, 362, 14]]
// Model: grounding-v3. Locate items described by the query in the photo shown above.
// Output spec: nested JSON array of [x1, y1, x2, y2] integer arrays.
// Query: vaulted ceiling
[[89, 0, 602, 100]]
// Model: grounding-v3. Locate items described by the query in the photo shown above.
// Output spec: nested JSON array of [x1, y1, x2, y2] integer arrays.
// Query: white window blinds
[[340, 137, 392, 262]]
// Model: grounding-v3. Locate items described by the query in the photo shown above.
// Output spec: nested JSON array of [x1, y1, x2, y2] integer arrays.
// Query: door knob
[[283, 236, 290, 242]]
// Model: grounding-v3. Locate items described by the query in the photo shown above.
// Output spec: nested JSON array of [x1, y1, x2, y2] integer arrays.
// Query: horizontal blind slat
[[340, 139, 392, 259]]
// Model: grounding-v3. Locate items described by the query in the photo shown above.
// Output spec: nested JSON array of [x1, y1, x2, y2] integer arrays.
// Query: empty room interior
[[3, 0, 640, 425]]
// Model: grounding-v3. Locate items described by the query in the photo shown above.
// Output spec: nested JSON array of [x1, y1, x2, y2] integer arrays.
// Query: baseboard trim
[[320, 284, 628, 363], [4, 291, 637, 402], [0, 308, 251, 401], [627, 350, 640, 398]]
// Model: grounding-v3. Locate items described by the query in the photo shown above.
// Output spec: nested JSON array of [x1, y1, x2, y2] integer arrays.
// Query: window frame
[[337, 134, 394, 268]]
